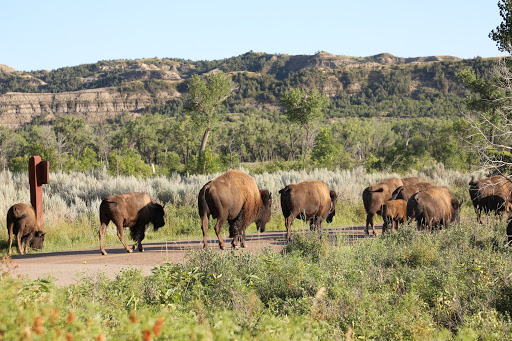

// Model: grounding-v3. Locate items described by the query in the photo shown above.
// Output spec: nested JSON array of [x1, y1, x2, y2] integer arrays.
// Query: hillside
[[0, 51, 496, 127]]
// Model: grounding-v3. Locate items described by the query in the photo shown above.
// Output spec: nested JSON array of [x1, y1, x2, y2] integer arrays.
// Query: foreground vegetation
[[2, 221, 512, 340]]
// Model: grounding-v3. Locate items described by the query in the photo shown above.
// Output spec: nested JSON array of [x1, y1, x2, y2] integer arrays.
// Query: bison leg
[[23, 233, 33, 254], [240, 229, 247, 248], [99, 222, 110, 255], [310, 217, 323, 233], [365, 213, 376, 235], [214, 215, 228, 250], [474, 205, 483, 224], [16, 228, 24, 256], [130, 224, 145, 252], [115, 224, 133, 254], [285, 215, 295, 242], [201, 212, 210, 249], [7, 220, 14, 257]]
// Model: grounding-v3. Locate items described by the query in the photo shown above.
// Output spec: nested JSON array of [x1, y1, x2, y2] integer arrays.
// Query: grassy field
[[0, 164, 481, 255]]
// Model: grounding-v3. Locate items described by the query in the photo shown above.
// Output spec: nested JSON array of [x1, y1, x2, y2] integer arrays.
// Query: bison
[[198, 170, 272, 250], [98, 192, 165, 255], [407, 186, 462, 231], [381, 199, 407, 233], [362, 177, 403, 235], [279, 180, 338, 241], [6, 203, 45, 256], [469, 175, 512, 224], [391, 182, 434, 202], [401, 177, 424, 187]]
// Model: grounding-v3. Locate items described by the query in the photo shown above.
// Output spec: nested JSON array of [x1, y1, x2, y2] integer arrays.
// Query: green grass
[[2, 220, 512, 340]]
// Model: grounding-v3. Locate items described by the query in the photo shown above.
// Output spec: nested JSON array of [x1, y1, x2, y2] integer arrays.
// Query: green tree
[[108, 149, 152, 177], [280, 88, 329, 162], [489, 0, 512, 53], [184, 71, 234, 156], [311, 128, 339, 169]]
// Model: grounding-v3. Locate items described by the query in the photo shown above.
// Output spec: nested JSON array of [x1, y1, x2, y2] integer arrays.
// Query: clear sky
[[1, 0, 508, 71]]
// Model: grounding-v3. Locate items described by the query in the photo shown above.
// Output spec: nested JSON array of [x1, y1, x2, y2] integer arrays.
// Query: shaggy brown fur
[[469, 175, 512, 224], [401, 177, 424, 187], [198, 170, 272, 249], [381, 199, 407, 233], [98, 192, 165, 255], [6, 203, 45, 256], [279, 180, 338, 241], [407, 186, 462, 230], [362, 177, 403, 235]]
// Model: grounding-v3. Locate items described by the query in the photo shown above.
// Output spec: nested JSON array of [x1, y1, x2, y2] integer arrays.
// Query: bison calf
[[198, 170, 272, 250], [98, 192, 165, 255], [381, 199, 407, 233], [6, 203, 45, 256], [362, 177, 403, 235], [279, 180, 338, 241]]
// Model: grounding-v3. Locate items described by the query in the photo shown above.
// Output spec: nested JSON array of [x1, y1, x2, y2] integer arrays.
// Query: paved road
[[7, 225, 375, 286]]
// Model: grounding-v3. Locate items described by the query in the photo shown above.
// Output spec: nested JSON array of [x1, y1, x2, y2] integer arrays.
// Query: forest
[[0, 52, 499, 176]]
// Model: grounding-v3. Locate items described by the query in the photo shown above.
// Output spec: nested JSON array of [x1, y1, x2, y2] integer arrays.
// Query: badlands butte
[[0, 51, 495, 127]]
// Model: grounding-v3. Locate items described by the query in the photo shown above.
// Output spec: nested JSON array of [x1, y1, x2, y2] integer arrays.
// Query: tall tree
[[459, 0, 512, 173], [489, 0, 512, 53], [280, 88, 329, 161], [184, 71, 235, 156]]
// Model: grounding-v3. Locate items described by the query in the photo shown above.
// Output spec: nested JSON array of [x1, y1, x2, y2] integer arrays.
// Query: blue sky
[[1, 0, 508, 71]]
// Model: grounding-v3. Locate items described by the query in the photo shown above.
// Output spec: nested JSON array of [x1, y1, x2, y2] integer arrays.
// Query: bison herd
[[5, 170, 512, 256]]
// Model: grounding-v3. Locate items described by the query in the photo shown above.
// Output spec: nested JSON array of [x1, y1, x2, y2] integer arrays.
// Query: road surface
[[6, 225, 374, 286]]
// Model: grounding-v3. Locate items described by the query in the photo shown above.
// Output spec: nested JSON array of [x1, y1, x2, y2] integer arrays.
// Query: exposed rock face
[[0, 88, 178, 128]]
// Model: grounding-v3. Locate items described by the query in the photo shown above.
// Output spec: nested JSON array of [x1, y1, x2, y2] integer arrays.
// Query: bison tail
[[198, 182, 211, 218], [391, 186, 404, 200], [278, 186, 290, 195]]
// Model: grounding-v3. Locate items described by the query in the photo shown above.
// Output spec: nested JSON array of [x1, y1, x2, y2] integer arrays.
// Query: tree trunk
[[199, 129, 211, 156]]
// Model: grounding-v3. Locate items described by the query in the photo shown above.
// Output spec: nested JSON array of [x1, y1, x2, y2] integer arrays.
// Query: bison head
[[326, 190, 338, 223], [256, 190, 272, 233], [150, 202, 165, 230], [29, 231, 46, 250]]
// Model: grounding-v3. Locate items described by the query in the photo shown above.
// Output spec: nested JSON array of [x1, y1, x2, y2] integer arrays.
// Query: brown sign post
[[28, 156, 50, 229]]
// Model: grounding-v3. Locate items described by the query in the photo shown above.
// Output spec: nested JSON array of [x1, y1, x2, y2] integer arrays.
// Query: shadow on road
[[9, 225, 378, 260]]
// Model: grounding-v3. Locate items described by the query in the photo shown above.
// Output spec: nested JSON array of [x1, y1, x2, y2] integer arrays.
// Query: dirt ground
[[7, 225, 373, 286]]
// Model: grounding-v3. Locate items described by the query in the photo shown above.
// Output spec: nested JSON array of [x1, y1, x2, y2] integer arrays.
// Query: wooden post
[[28, 156, 50, 229]]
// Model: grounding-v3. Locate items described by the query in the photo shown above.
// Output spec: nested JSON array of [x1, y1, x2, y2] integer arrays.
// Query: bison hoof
[[138, 248, 144, 252]]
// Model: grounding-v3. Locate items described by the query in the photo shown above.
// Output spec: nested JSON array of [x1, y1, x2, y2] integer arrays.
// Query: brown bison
[[407, 186, 463, 230], [391, 182, 434, 202], [98, 192, 165, 255], [362, 177, 403, 235], [6, 203, 45, 256], [279, 180, 338, 241], [381, 199, 407, 233], [469, 175, 512, 224], [198, 170, 272, 250], [401, 177, 424, 186]]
